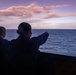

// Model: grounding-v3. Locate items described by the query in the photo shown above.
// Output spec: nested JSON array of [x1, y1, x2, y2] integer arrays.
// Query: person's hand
[[45, 31, 49, 35]]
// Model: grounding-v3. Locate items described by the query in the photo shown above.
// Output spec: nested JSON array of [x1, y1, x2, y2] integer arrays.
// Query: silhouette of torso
[[10, 32, 49, 75], [0, 36, 10, 75]]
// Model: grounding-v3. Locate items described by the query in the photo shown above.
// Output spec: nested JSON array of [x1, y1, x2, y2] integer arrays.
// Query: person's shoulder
[[11, 39, 17, 43], [1, 39, 10, 45], [2, 38, 9, 42], [29, 37, 37, 43], [30, 37, 37, 41], [11, 36, 19, 42], [10, 39, 18, 46]]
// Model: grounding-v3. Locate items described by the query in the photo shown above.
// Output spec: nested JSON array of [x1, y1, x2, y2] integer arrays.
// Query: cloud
[[44, 13, 76, 19], [0, 3, 75, 29], [44, 14, 61, 19], [0, 3, 52, 18], [52, 5, 70, 8], [0, 3, 70, 18]]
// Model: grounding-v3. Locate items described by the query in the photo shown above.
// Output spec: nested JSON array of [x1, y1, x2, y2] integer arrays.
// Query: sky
[[0, 0, 76, 29]]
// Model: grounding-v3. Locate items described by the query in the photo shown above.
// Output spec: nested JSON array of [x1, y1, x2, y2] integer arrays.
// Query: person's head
[[0, 26, 6, 38], [17, 22, 32, 37]]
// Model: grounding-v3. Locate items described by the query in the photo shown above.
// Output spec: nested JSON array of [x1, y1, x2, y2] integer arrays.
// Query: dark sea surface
[[5, 29, 76, 57]]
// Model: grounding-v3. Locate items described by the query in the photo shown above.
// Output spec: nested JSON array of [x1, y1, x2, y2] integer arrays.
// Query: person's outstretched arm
[[31, 32, 49, 46], [37, 32, 49, 45]]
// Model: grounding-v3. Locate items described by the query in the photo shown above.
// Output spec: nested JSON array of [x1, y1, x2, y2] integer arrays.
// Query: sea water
[[5, 29, 76, 57]]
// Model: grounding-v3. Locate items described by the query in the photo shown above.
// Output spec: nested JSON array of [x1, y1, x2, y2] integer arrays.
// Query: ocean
[[5, 29, 76, 57]]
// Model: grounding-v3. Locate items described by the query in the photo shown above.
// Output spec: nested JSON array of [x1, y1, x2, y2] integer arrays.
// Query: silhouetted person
[[0, 26, 10, 75], [10, 22, 49, 75]]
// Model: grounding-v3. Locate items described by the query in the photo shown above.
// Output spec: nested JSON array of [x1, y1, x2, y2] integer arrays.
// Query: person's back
[[0, 26, 10, 75], [10, 22, 49, 75]]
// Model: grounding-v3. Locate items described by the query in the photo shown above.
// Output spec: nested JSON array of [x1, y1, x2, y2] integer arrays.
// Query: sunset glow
[[0, 0, 76, 29]]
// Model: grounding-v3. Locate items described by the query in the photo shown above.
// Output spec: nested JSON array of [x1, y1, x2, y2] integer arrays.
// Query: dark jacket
[[0, 36, 10, 75], [10, 32, 49, 75]]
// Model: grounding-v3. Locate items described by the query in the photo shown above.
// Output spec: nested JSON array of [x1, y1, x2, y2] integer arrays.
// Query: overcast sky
[[0, 0, 76, 29]]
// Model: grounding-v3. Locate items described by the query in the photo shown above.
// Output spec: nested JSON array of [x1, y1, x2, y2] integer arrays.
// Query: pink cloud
[[44, 13, 76, 19], [0, 3, 52, 18], [0, 3, 71, 18], [44, 14, 61, 19]]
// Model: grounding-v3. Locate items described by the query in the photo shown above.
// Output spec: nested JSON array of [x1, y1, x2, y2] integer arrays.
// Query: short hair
[[0, 26, 6, 36], [17, 22, 31, 34]]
